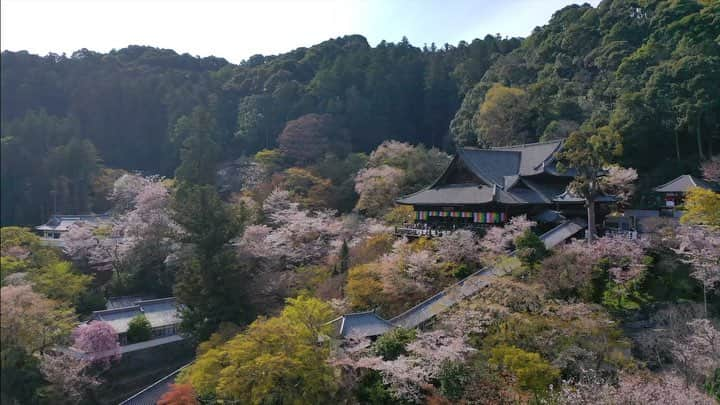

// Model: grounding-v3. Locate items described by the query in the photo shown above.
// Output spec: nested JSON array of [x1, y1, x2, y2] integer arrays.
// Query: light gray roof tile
[[653, 175, 717, 193]]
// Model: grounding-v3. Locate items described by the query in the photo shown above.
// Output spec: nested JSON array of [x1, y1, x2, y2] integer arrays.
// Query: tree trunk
[[697, 110, 705, 161], [587, 197, 596, 243], [675, 132, 681, 162]]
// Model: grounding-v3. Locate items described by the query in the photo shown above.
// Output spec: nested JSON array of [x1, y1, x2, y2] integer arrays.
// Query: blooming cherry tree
[[334, 329, 474, 401], [39, 351, 101, 402], [601, 165, 638, 207], [110, 173, 150, 213], [674, 225, 720, 316], [354, 165, 405, 217], [72, 321, 121, 365], [479, 215, 535, 264]]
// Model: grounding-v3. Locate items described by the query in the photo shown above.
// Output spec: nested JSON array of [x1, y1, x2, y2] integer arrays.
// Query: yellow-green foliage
[[348, 233, 394, 267], [1, 226, 41, 252], [681, 187, 720, 228], [92, 224, 112, 237], [484, 306, 633, 375], [29, 261, 91, 304], [181, 296, 337, 403], [254, 148, 284, 172], [294, 265, 333, 295], [281, 167, 332, 209], [346, 263, 384, 310], [1, 226, 90, 307], [1, 256, 30, 280], [409, 236, 435, 252], [382, 205, 415, 226], [488, 345, 560, 394]]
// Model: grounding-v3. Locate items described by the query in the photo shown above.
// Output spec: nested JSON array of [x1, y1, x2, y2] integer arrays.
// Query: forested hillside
[[2, 0, 719, 226], [1, 35, 519, 225], [451, 0, 720, 196]]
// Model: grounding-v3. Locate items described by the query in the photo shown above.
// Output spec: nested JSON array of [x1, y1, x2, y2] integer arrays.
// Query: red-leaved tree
[[278, 113, 348, 165], [157, 384, 199, 405]]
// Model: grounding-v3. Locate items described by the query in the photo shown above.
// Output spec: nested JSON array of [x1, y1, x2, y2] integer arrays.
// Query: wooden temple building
[[396, 140, 613, 231], [653, 174, 718, 207]]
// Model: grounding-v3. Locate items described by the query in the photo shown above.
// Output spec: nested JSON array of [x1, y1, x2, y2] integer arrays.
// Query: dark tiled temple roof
[[328, 310, 393, 338], [398, 140, 585, 207], [455, 149, 521, 185], [653, 174, 718, 193], [491, 140, 565, 176]]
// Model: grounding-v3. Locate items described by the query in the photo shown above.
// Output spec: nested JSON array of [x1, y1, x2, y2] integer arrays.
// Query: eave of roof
[[653, 174, 718, 193], [327, 310, 394, 338]]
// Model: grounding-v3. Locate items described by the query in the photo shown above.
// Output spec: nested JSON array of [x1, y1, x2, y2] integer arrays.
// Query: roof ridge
[[92, 305, 142, 316], [135, 297, 176, 305], [653, 174, 693, 191], [490, 139, 563, 150]]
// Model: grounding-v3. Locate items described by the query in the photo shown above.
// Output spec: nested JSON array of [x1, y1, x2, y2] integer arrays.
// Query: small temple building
[[396, 140, 613, 230], [35, 213, 111, 240], [653, 174, 718, 208]]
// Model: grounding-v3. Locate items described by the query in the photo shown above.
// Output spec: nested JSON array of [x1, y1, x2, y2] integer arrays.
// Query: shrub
[[126, 314, 152, 343], [488, 345, 560, 394], [706, 368, 720, 401], [354, 370, 396, 405], [514, 229, 548, 269], [374, 327, 417, 360], [537, 250, 599, 300], [438, 360, 470, 401], [76, 289, 107, 315], [450, 263, 473, 279]]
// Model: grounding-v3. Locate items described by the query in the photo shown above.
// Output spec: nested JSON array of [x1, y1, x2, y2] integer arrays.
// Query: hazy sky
[[1, 0, 601, 63]]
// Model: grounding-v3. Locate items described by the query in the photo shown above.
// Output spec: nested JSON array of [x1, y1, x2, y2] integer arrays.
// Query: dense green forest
[[2, 0, 719, 226]]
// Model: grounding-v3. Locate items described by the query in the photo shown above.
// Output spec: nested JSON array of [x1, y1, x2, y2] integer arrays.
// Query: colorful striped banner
[[415, 210, 509, 223]]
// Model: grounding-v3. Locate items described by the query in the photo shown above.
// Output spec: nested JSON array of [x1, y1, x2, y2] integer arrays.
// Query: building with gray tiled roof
[[327, 310, 394, 338], [92, 297, 181, 345], [653, 174, 718, 210], [397, 140, 613, 227], [35, 213, 111, 237]]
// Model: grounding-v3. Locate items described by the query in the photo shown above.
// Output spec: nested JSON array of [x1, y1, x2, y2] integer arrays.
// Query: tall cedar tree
[[556, 127, 622, 242], [172, 126, 252, 339]]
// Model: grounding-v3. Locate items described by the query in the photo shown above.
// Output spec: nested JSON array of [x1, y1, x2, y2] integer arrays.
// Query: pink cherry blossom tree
[[354, 165, 405, 217], [39, 351, 101, 402], [674, 225, 720, 317], [551, 370, 715, 404], [333, 330, 474, 402], [435, 230, 483, 267], [601, 165, 638, 207], [479, 215, 535, 265], [62, 221, 132, 275], [671, 318, 720, 384], [110, 173, 150, 213], [72, 321, 121, 366]]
